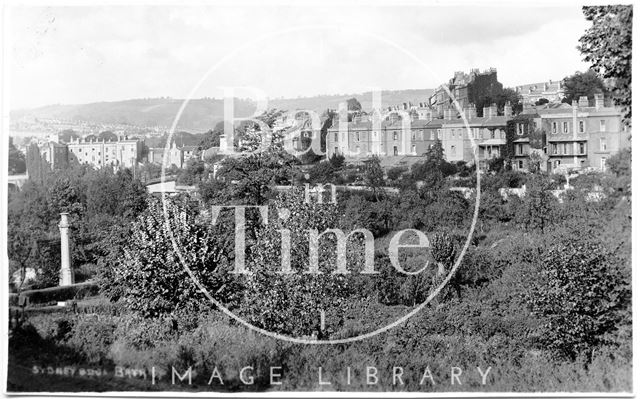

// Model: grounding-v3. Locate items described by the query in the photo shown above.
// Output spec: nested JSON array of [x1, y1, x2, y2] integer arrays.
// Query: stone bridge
[[7, 174, 28, 191]]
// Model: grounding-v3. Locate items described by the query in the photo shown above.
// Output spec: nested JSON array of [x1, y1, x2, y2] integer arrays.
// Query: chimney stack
[[484, 103, 498, 118], [578, 96, 589, 107], [504, 101, 512, 118], [594, 92, 604, 109], [464, 104, 477, 119], [59, 213, 74, 286]]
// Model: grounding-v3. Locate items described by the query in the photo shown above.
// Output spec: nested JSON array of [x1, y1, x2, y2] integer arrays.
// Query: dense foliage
[[579, 5, 632, 124]]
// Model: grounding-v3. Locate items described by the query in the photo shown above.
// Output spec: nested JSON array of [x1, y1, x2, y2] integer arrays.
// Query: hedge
[[9, 282, 99, 307]]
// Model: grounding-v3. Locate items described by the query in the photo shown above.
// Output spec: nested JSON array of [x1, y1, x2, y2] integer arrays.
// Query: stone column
[[59, 213, 74, 286]]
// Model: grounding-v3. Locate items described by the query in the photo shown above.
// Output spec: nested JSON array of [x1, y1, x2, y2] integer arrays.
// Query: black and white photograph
[[1, 0, 635, 395]]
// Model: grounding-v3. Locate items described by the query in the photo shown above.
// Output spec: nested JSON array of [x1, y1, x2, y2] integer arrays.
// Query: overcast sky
[[8, 4, 592, 110]]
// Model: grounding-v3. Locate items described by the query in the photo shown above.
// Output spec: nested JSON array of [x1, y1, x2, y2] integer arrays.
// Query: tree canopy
[[561, 70, 608, 104], [579, 5, 632, 124]]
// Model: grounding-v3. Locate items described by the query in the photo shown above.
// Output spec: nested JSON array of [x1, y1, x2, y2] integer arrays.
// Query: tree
[[606, 148, 631, 177], [207, 148, 298, 205], [346, 97, 362, 112], [239, 188, 354, 337], [527, 151, 543, 174], [476, 87, 522, 116], [579, 5, 632, 125], [85, 168, 147, 218], [362, 156, 385, 200], [8, 141, 26, 175], [328, 153, 345, 169], [487, 156, 505, 173], [513, 175, 559, 233], [525, 235, 630, 360], [198, 121, 225, 151], [176, 158, 207, 185], [308, 160, 337, 184], [535, 98, 550, 106], [104, 197, 239, 318], [561, 70, 608, 104], [386, 166, 407, 181]]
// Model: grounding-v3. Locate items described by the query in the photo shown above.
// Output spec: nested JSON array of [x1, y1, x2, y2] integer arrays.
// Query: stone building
[[429, 68, 502, 118], [40, 142, 69, 169], [147, 141, 198, 168], [68, 136, 142, 168], [514, 80, 564, 104], [538, 93, 628, 172]]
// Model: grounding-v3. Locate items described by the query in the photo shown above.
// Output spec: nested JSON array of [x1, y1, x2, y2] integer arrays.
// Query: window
[[600, 120, 606, 132], [518, 160, 524, 169], [411, 131, 416, 140], [451, 145, 456, 156], [579, 143, 585, 154], [356, 132, 360, 142], [490, 130, 496, 139], [579, 120, 585, 133], [563, 122, 568, 133], [600, 138, 607, 151], [517, 124, 524, 135], [437, 129, 441, 139], [393, 131, 398, 140], [601, 157, 607, 170], [517, 144, 523, 155], [430, 131, 435, 140], [458, 129, 462, 139], [552, 144, 558, 155], [355, 145, 360, 154], [334, 132, 338, 142], [411, 144, 416, 154], [563, 143, 569, 155], [334, 146, 338, 154], [552, 122, 557, 134], [393, 146, 398, 156]]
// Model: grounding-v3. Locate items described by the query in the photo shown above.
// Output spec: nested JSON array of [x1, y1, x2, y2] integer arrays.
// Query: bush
[[65, 316, 118, 364], [524, 235, 631, 360]]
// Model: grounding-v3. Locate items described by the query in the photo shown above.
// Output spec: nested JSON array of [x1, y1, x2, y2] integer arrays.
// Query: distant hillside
[[10, 89, 434, 133]]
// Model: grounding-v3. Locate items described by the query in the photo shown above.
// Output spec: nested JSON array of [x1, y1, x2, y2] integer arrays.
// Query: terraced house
[[325, 113, 438, 160], [538, 93, 629, 172]]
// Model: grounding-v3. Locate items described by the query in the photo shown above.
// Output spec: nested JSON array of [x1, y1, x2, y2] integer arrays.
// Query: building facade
[[429, 68, 502, 118], [40, 142, 69, 169], [538, 94, 628, 172], [514, 80, 564, 104], [147, 141, 198, 168], [325, 113, 438, 160], [68, 136, 142, 168]]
